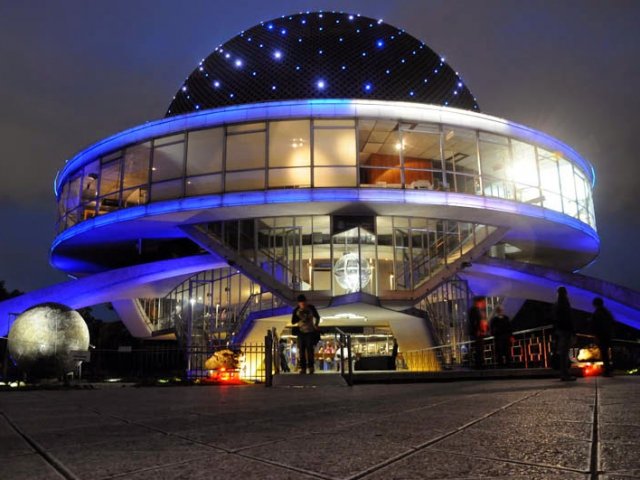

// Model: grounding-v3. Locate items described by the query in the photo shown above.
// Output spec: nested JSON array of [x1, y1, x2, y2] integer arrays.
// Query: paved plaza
[[0, 377, 639, 479]]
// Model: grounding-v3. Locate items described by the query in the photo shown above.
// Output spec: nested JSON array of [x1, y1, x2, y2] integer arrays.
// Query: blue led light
[[364, 83, 373, 92], [458, 81, 463, 88], [376, 39, 384, 48], [213, 80, 221, 88], [267, 23, 274, 30], [348, 14, 354, 20], [318, 49, 323, 55], [409, 91, 415, 96], [362, 52, 367, 57], [234, 59, 243, 68], [224, 53, 231, 59], [273, 50, 282, 60], [280, 28, 287, 35], [341, 65, 347, 70], [295, 65, 301, 70], [385, 69, 390, 74], [301, 19, 306, 24], [252, 71, 257, 76], [181, 86, 187, 92], [316, 79, 326, 90], [272, 85, 277, 90]]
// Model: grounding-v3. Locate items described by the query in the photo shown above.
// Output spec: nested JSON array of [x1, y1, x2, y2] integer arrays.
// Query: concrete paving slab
[[124, 453, 320, 480], [0, 377, 638, 479], [362, 449, 587, 479], [0, 453, 64, 480]]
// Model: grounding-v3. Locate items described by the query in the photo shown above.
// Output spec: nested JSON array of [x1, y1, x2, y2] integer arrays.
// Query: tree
[[0, 281, 23, 301]]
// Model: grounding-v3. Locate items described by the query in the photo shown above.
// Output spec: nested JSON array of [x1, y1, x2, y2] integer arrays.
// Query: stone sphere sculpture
[[334, 252, 372, 293], [8, 303, 90, 377]]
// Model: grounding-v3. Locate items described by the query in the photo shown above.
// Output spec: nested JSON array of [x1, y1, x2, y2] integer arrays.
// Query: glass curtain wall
[[203, 215, 492, 297], [56, 117, 595, 231]]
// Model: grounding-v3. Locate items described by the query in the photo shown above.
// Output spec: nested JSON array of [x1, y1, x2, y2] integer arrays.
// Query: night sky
[[0, 0, 638, 292]]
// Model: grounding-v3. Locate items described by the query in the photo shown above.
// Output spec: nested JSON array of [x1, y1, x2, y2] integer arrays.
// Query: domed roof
[[166, 12, 479, 117]]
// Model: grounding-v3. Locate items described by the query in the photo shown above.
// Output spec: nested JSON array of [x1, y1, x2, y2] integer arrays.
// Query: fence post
[[265, 331, 273, 387], [346, 335, 353, 387]]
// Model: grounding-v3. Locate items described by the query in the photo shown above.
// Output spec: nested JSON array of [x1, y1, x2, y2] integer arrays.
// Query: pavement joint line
[[589, 377, 600, 480], [85, 407, 335, 480], [346, 388, 545, 480], [0, 411, 81, 480], [426, 447, 589, 475], [233, 451, 339, 480], [228, 395, 481, 454]]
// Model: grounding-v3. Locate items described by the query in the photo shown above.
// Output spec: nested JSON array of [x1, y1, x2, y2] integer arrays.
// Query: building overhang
[[50, 187, 599, 275]]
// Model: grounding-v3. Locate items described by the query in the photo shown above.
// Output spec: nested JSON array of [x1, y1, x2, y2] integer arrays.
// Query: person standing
[[490, 306, 513, 367], [468, 299, 487, 369], [278, 338, 290, 373], [553, 286, 576, 381], [291, 294, 320, 374], [591, 297, 615, 377]]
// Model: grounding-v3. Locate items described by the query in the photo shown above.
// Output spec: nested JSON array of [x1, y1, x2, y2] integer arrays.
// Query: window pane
[[314, 128, 356, 166], [227, 122, 266, 133], [314, 119, 355, 127], [269, 120, 310, 167], [479, 132, 510, 181], [186, 174, 223, 196], [269, 167, 311, 188], [187, 128, 223, 175], [122, 186, 149, 207], [81, 160, 100, 206], [66, 174, 82, 213], [226, 131, 266, 170], [151, 179, 183, 201], [558, 158, 577, 217], [538, 148, 562, 212], [443, 128, 479, 176], [358, 120, 399, 167], [361, 168, 403, 187], [154, 133, 184, 147], [510, 140, 540, 203], [314, 167, 356, 187], [225, 170, 265, 191], [123, 142, 150, 189], [152, 142, 184, 181], [99, 159, 122, 196]]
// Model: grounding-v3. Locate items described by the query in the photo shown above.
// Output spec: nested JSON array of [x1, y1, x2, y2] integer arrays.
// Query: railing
[[335, 327, 354, 386], [402, 325, 556, 371]]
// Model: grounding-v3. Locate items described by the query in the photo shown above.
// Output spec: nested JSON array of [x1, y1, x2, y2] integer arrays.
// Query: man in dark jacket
[[291, 294, 320, 374], [490, 306, 512, 367], [591, 297, 614, 377], [553, 286, 576, 381]]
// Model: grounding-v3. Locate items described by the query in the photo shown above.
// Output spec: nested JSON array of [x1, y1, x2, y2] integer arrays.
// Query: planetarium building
[[3, 12, 639, 374]]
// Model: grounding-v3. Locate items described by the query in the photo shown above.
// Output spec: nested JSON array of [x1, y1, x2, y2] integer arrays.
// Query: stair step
[[273, 373, 348, 387]]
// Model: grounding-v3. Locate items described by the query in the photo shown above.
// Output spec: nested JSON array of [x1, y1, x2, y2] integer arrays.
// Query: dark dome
[[166, 12, 479, 117]]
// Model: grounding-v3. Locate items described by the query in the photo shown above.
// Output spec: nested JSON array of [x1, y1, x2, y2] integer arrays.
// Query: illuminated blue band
[[51, 188, 599, 255]]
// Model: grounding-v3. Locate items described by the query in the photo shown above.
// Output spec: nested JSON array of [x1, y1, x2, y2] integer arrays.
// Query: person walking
[[490, 306, 513, 367], [468, 299, 487, 369], [291, 294, 320, 374], [591, 297, 615, 377], [553, 286, 576, 381], [278, 338, 290, 373]]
